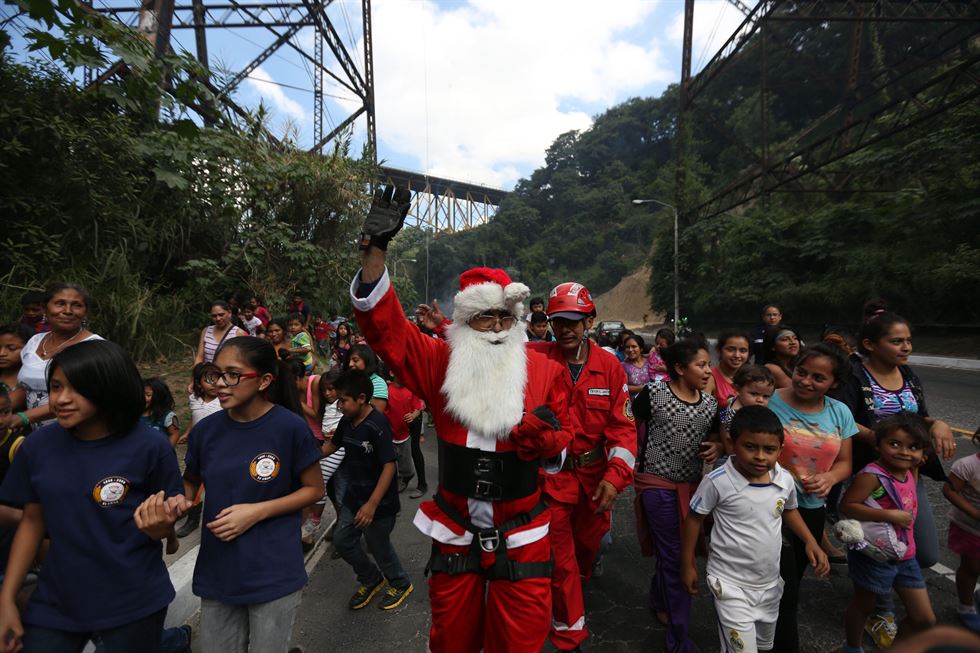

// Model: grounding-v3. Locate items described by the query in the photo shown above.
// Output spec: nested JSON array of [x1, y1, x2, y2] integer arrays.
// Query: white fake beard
[[442, 321, 528, 440]]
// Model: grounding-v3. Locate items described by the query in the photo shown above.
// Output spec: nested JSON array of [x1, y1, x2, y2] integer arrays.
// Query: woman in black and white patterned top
[[633, 339, 720, 653]]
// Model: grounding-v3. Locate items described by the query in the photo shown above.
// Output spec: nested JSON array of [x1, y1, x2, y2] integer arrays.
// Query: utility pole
[[676, 0, 694, 221]]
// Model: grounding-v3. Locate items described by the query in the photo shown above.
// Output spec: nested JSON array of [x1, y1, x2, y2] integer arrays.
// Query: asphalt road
[[289, 366, 980, 653]]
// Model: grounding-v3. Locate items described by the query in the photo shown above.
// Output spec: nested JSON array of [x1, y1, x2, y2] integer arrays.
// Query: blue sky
[[5, 0, 747, 189]]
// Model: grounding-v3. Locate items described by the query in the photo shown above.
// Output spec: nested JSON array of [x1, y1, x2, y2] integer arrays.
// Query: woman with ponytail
[[136, 337, 322, 653]]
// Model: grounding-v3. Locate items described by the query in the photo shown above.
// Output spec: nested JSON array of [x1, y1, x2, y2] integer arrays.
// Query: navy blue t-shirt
[[0, 422, 182, 632], [334, 409, 399, 519], [185, 405, 322, 604]]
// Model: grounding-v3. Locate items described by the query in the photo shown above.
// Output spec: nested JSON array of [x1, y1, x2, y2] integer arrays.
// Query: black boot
[[176, 504, 202, 538]]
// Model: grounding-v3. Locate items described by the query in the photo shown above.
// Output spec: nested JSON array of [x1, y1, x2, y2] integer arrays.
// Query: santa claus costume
[[350, 266, 573, 653], [528, 282, 637, 651]]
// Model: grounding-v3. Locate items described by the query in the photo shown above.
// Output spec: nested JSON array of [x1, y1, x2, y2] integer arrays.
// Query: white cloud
[[351, 0, 674, 188], [244, 65, 307, 123], [666, 0, 749, 74]]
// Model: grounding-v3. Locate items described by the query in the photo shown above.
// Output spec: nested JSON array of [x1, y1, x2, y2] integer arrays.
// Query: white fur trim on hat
[[452, 281, 530, 323]]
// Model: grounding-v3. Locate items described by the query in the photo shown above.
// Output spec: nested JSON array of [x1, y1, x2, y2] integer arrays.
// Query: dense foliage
[[0, 2, 375, 360], [420, 19, 980, 325]]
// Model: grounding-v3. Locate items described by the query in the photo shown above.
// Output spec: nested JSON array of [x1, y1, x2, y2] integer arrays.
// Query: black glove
[[359, 184, 412, 251], [531, 405, 560, 431]]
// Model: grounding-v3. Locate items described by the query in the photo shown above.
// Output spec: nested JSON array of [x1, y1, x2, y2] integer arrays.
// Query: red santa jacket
[[352, 270, 573, 549], [528, 341, 636, 502]]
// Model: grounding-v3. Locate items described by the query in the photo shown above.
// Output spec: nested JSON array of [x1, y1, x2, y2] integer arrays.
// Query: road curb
[[164, 517, 336, 629], [908, 354, 980, 371], [644, 335, 980, 371]]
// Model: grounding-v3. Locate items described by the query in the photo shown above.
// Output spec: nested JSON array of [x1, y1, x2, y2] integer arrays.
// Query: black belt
[[438, 440, 540, 501], [425, 492, 552, 581], [561, 444, 605, 471]]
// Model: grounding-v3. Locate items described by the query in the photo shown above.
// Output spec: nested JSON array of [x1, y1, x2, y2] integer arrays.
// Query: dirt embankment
[[593, 266, 663, 329]]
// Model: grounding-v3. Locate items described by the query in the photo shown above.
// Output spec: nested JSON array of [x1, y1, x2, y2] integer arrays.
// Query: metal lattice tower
[[92, 0, 377, 158], [83, 0, 506, 231]]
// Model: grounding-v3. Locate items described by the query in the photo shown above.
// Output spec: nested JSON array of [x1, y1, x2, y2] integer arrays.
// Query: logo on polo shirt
[[774, 498, 785, 516], [92, 476, 130, 507], [729, 630, 745, 651], [249, 453, 281, 483]]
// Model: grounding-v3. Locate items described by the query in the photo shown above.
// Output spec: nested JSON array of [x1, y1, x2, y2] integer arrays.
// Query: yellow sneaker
[[378, 582, 413, 610], [865, 613, 897, 648]]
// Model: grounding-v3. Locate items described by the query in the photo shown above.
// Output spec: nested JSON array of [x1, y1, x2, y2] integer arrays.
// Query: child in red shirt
[[384, 373, 425, 495]]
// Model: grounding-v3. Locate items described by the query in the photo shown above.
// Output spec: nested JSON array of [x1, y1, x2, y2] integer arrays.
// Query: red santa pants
[[427, 536, 552, 653], [546, 489, 610, 650]]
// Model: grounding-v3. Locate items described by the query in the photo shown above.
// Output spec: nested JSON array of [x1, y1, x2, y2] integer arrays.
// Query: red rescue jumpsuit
[[353, 272, 573, 653], [529, 342, 636, 650]]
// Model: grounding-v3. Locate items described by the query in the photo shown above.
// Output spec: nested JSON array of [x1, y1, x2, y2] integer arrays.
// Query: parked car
[[595, 320, 626, 347]]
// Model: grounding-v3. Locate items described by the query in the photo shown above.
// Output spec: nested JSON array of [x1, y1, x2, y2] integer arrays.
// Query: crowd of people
[[0, 242, 975, 653], [0, 284, 433, 652]]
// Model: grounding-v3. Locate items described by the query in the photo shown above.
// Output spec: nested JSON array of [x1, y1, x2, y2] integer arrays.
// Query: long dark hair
[[792, 342, 851, 385], [267, 318, 289, 344], [191, 362, 219, 399], [335, 322, 351, 345], [346, 343, 380, 375], [317, 368, 342, 422], [47, 340, 143, 436], [662, 339, 708, 381], [143, 377, 175, 423], [762, 324, 798, 365], [217, 336, 303, 417], [858, 311, 911, 356]]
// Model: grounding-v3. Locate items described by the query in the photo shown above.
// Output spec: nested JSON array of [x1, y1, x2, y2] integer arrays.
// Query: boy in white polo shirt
[[680, 405, 830, 653]]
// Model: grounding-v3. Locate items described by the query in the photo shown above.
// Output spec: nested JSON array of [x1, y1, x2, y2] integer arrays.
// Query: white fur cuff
[[350, 267, 391, 312]]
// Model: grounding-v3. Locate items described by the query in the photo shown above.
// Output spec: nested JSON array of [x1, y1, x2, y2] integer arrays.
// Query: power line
[[339, 0, 358, 53]]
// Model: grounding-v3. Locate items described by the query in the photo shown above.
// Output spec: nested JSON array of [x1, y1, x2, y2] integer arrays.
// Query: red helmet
[[546, 282, 596, 320]]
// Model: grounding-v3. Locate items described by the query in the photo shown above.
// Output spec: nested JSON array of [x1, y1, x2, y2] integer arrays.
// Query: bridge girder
[[679, 0, 980, 221], [379, 166, 507, 234]]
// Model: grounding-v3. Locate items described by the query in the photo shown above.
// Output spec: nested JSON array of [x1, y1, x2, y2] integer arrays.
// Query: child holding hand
[[139, 337, 323, 653], [942, 428, 980, 633], [840, 413, 935, 651], [682, 406, 829, 653]]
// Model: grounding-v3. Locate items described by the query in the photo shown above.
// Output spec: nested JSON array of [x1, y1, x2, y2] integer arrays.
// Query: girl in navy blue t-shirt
[[0, 340, 183, 653], [143, 337, 323, 653]]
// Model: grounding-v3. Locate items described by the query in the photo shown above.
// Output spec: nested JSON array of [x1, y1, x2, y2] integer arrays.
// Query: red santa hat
[[452, 267, 530, 323]]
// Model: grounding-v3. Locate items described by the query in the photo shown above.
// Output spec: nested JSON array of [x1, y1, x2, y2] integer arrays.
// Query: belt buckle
[[478, 528, 501, 553], [474, 457, 501, 476], [446, 554, 469, 574], [474, 479, 502, 500]]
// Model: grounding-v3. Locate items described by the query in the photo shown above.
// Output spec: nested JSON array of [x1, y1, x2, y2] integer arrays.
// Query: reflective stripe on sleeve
[[607, 446, 636, 468]]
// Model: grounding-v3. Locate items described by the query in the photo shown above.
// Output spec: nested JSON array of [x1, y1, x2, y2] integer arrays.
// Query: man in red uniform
[[528, 282, 637, 652], [350, 186, 574, 653]]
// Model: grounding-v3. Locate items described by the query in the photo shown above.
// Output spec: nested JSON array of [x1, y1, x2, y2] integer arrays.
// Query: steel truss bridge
[[84, 0, 505, 233], [677, 0, 980, 221]]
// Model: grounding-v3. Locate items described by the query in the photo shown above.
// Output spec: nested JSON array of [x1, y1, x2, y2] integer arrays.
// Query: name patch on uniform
[[92, 476, 130, 507], [250, 452, 281, 483], [588, 388, 610, 396]]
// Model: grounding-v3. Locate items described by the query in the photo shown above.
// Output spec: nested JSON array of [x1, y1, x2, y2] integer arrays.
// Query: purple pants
[[642, 488, 700, 653]]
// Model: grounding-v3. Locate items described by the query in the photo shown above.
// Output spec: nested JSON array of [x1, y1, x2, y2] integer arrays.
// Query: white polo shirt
[[690, 457, 798, 590]]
